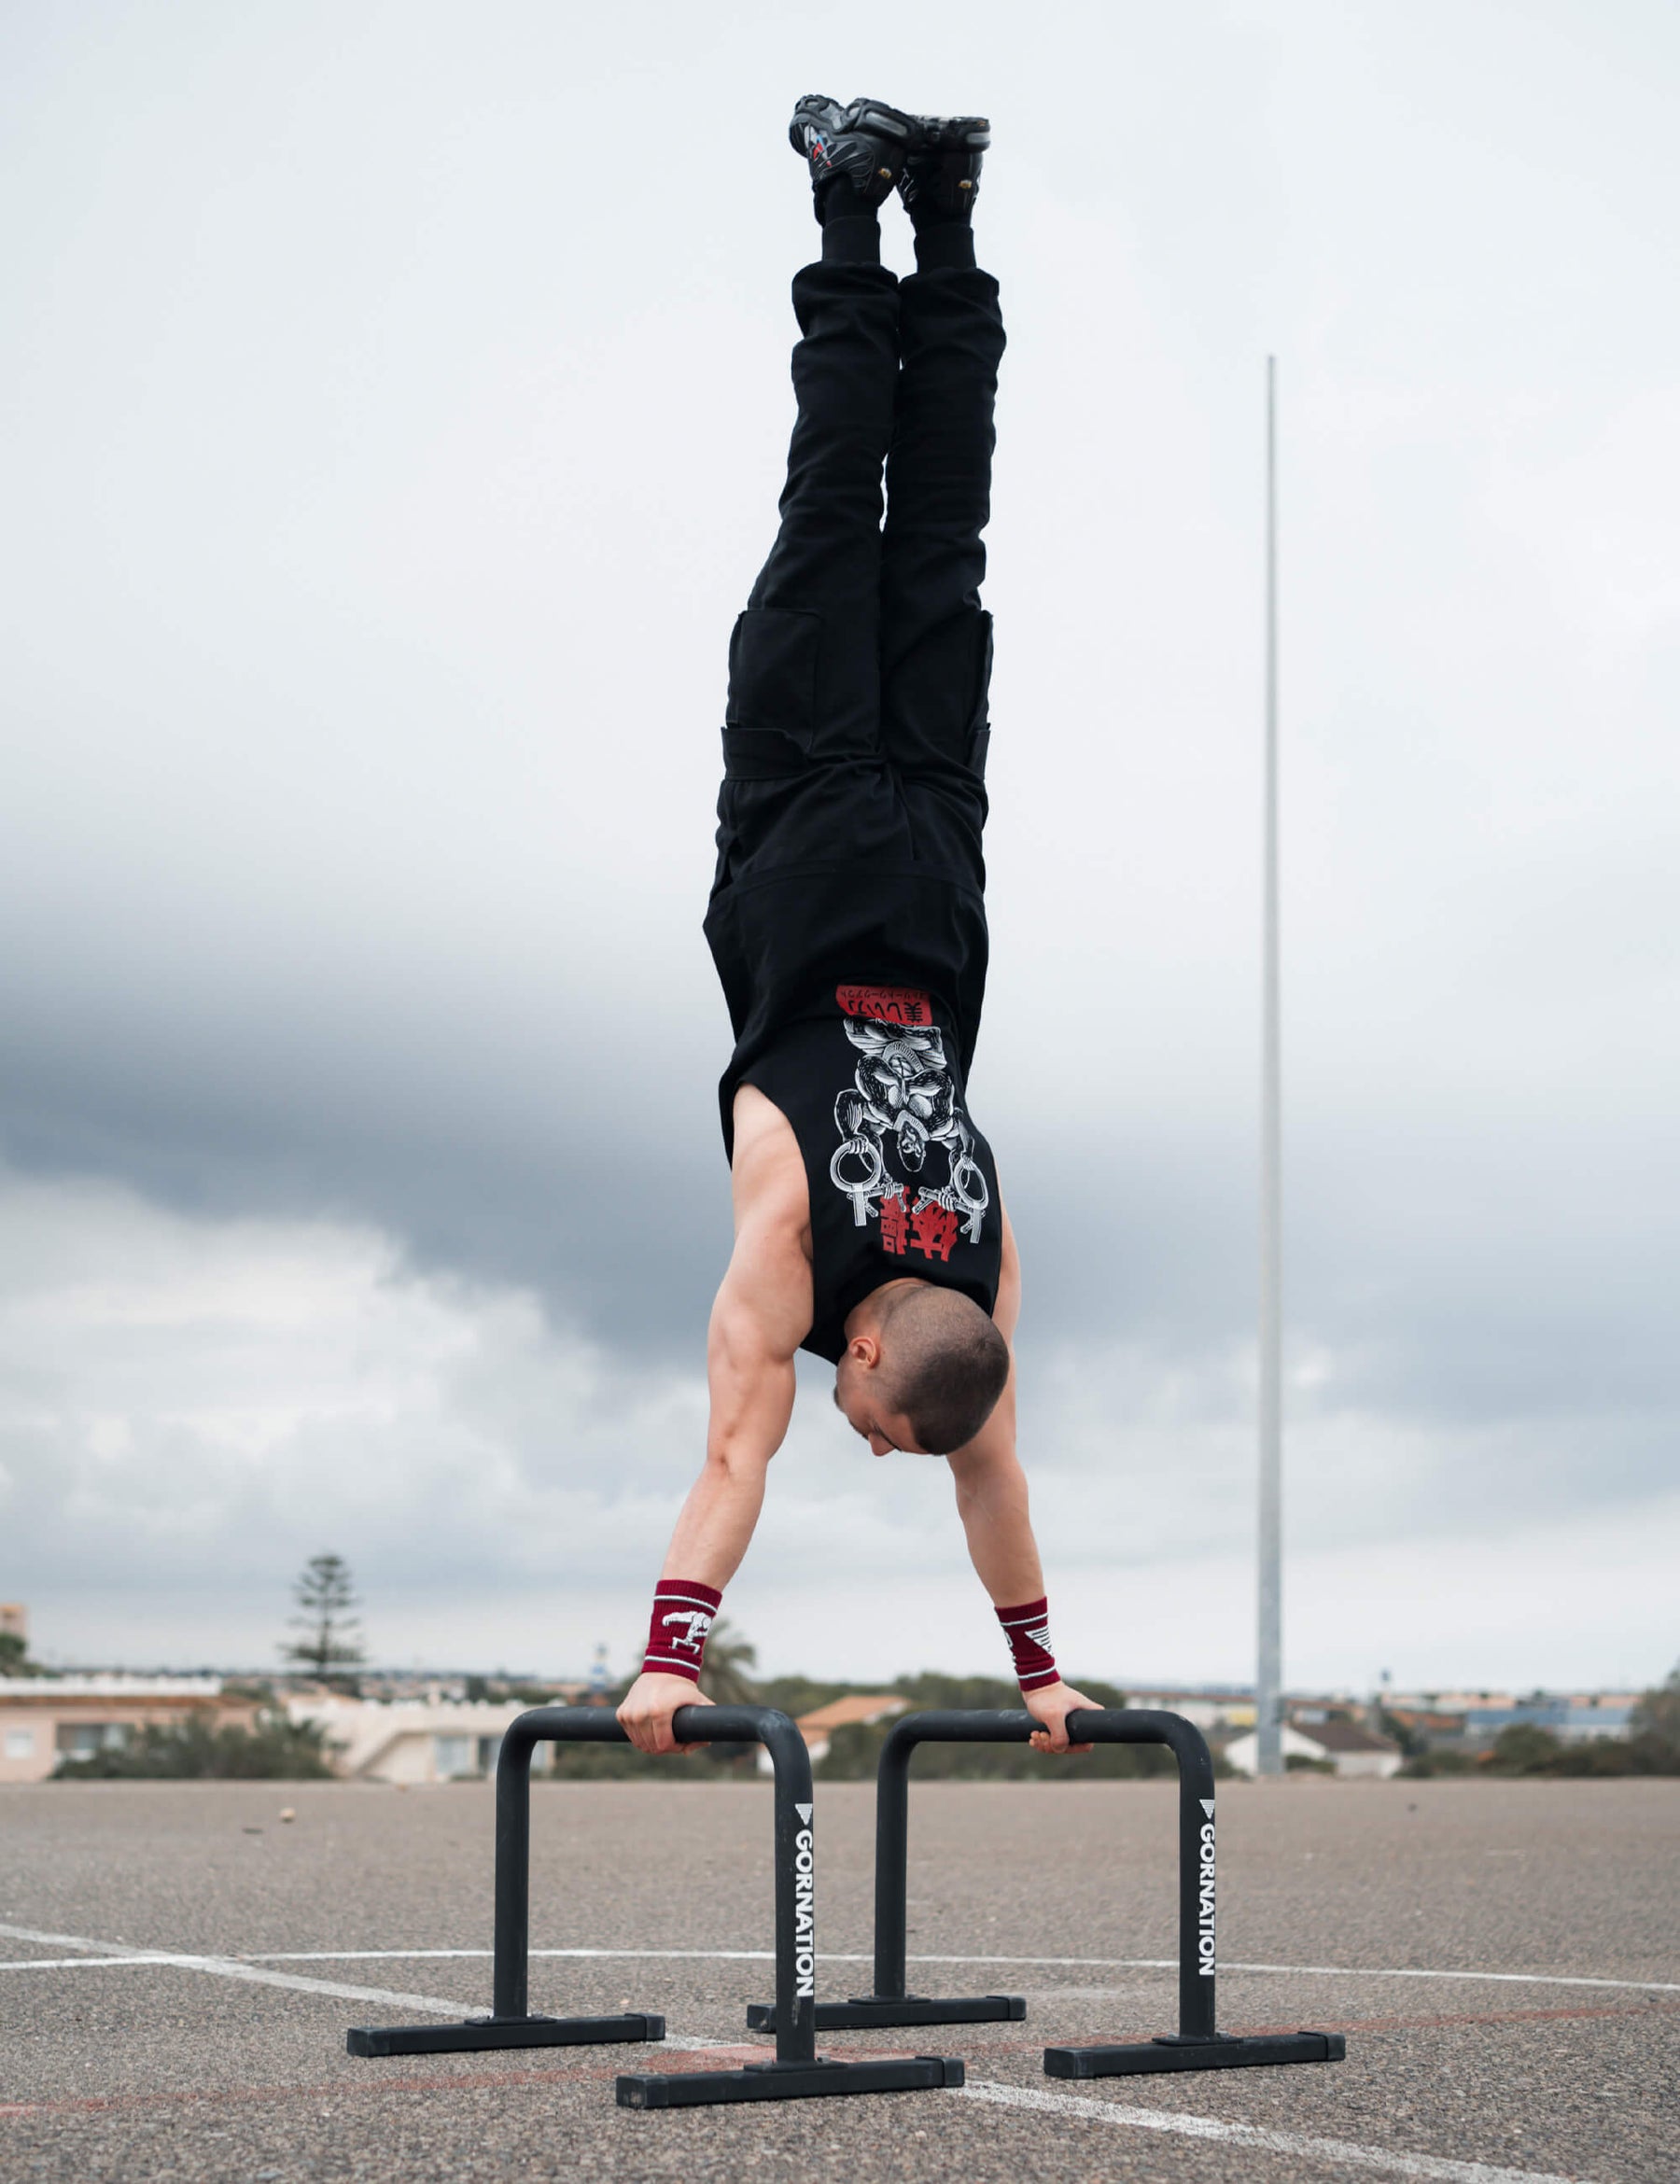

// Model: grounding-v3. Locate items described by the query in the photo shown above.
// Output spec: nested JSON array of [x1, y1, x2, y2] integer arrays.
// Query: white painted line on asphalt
[[0, 1924, 156, 1955], [238, 1946, 1680, 1995], [959, 2079, 1590, 2184], [141, 1960, 487, 2014], [253, 1947, 789, 1963], [1206, 1961, 1679, 1996], [0, 1925, 481, 2014], [0, 1920, 733, 2048], [6, 1923, 1674, 2009]]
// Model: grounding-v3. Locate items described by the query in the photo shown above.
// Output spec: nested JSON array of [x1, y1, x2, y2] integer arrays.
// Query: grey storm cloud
[[2, 0, 1677, 1682]]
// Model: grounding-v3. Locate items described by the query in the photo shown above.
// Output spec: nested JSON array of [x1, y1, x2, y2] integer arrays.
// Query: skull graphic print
[[829, 1014, 990, 1246]]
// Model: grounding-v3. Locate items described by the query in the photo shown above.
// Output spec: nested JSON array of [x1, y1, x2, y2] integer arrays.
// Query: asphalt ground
[[1, 1775, 1675, 2183]]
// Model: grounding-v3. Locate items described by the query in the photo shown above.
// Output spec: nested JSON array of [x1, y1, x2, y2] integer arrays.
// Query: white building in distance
[[1225, 1719, 1402, 1779], [285, 1694, 548, 1784]]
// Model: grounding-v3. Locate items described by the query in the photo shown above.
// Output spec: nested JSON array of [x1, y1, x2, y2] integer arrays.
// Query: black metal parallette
[[346, 1703, 961, 2107], [746, 1994, 1023, 2032], [347, 2010, 664, 2058], [617, 2054, 965, 2109], [346, 1705, 692, 2060], [1047, 2030, 1347, 2077], [747, 1706, 1348, 2080]]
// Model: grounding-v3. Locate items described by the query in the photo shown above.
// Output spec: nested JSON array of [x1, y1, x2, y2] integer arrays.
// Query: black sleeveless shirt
[[727, 983, 1001, 1363]]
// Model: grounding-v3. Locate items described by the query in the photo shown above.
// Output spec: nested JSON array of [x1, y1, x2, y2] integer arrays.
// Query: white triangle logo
[[1200, 1799, 1215, 1817], [795, 1803, 813, 1824]]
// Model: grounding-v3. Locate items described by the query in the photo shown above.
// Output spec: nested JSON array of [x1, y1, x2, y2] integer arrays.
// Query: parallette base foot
[[747, 1993, 1024, 2032], [347, 2010, 665, 2058], [617, 2053, 965, 2108], [1045, 2030, 1346, 2079]]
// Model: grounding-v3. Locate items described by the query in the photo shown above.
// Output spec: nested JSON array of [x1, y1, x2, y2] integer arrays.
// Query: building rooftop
[[1123, 1688, 1257, 1706], [795, 1696, 908, 1737], [0, 1675, 223, 1700], [1303, 1720, 1401, 1756]]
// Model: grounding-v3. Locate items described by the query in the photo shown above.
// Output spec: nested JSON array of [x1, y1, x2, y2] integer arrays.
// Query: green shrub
[[1487, 1724, 1565, 1775], [1545, 1728, 1679, 1777], [1622, 1669, 1680, 1772], [546, 1741, 686, 1781], [815, 1674, 1183, 1784], [0, 1631, 45, 1677], [544, 1729, 757, 1781], [1398, 1747, 1479, 1778], [53, 1711, 335, 1781]]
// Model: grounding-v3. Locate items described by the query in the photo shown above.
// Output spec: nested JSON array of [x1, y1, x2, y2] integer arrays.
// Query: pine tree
[[281, 1554, 366, 1687]]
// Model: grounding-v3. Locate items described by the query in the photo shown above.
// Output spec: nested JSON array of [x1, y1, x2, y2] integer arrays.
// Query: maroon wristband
[[641, 1578, 721, 1684], [997, 1596, 1058, 1692]]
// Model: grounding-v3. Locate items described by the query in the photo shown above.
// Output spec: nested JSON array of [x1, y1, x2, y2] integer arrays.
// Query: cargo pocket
[[965, 611, 994, 777], [725, 607, 821, 749], [886, 605, 993, 776]]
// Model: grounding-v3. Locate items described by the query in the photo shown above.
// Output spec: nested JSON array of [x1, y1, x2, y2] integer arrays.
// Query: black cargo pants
[[704, 258, 1007, 1095]]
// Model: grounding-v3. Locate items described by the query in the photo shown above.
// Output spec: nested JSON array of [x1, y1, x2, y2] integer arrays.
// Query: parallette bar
[[347, 2010, 664, 2058], [747, 1994, 1023, 2032], [1045, 2030, 1346, 2078], [617, 2054, 965, 2108]]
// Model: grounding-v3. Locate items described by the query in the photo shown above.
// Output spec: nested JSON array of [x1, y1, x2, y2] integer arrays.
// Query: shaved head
[[874, 1283, 1010, 1454]]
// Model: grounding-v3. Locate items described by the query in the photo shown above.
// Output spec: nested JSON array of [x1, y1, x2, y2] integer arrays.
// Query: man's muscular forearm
[[617, 1442, 782, 1757], [618, 1443, 776, 1758], [663, 1248, 801, 1587], [657, 1446, 774, 1591], [945, 1371, 1045, 1604], [951, 1211, 1043, 1600], [945, 1353, 1095, 1755], [619, 1197, 805, 1756]]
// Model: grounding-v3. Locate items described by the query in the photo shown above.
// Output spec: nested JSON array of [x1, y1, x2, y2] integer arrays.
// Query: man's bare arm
[[657, 1225, 807, 1587], [945, 1202, 1096, 1754], [618, 1176, 812, 1755]]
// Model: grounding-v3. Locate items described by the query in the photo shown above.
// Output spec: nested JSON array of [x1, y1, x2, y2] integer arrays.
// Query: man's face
[[833, 1353, 926, 1458]]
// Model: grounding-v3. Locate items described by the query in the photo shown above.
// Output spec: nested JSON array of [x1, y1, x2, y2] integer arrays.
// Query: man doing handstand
[[619, 97, 1094, 1758]]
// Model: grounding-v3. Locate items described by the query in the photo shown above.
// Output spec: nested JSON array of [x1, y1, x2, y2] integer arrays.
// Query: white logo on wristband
[[661, 1609, 715, 1655]]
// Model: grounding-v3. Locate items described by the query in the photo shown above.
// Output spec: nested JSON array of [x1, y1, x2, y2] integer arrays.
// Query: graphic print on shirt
[[828, 992, 990, 1261]]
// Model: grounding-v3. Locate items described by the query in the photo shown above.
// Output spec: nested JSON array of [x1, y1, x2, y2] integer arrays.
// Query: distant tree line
[[546, 1653, 1235, 1783], [815, 1673, 1201, 1782], [44, 1561, 1677, 1788]]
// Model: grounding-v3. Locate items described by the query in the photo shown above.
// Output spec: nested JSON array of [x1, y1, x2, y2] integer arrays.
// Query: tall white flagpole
[[1256, 356, 1284, 1778]]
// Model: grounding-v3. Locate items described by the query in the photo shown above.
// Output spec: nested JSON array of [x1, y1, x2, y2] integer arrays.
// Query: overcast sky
[[3, 1, 1675, 1694]]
